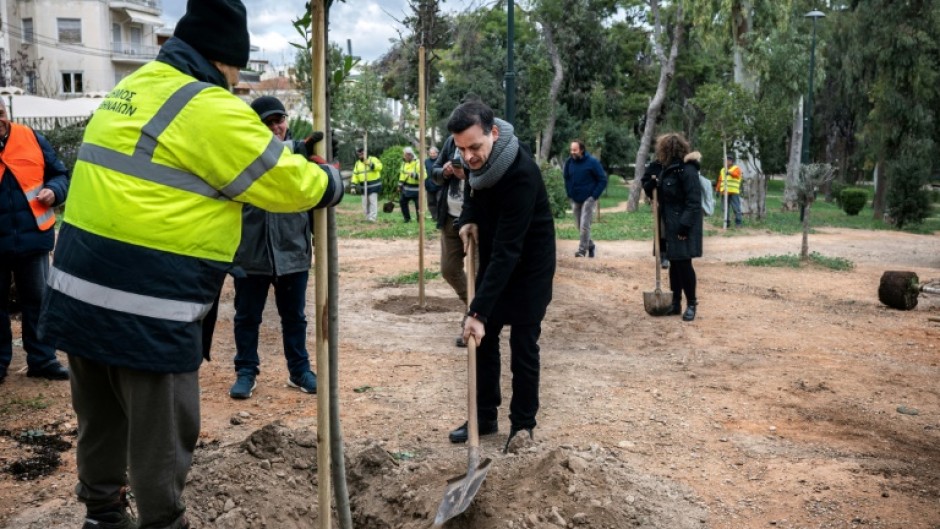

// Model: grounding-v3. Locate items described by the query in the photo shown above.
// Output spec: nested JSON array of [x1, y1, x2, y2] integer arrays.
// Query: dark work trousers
[[399, 191, 419, 222], [668, 258, 697, 306], [69, 355, 199, 529], [0, 252, 59, 375], [233, 271, 311, 378], [439, 215, 467, 305], [427, 189, 440, 224], [476, 320, 542, 430]]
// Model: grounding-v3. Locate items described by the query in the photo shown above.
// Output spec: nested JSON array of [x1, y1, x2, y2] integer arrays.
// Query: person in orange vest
[[0, 98, 70, 384], [716, 155, 743, 227]]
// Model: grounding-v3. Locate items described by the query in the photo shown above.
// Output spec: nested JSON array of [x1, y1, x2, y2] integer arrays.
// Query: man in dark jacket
[[227, 96, 319, 400], [563, 140, 607, 258], [446, 100, 556, 449], [0, 99, 70, 384]]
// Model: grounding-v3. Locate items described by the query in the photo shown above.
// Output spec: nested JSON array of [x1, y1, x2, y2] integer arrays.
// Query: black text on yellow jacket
[[38, 40, 343, 373]]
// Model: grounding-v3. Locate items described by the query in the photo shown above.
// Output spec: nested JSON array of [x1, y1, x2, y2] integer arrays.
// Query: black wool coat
[[642, 158, 703, 260], [459, 148, 556, 325]]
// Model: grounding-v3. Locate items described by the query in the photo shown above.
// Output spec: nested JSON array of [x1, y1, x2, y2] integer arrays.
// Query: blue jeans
[[0, 252, 59, 374], [725, 194, 743, 226], [233, 272, 311, 378]]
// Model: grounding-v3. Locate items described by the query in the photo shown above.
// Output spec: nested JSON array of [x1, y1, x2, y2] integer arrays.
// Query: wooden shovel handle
[[465, 239, 480, 448]]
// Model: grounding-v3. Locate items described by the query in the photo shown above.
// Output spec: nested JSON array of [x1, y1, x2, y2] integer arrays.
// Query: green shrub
[[829, 181, 847, 206], [379, 146, 405, 201], [540, 164, 569, 218], [42, 118, 89, 171], [840, 188, 868, 216]]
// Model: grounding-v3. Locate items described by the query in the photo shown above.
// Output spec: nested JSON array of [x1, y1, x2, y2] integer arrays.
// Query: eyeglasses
[[263, 114, 286, 127]]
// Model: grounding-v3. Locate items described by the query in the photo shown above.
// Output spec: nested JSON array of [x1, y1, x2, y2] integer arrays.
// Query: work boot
[[682, 303, 697, 322], [229, 373, 257, 400], [574, 250, 586, 257], [588, 243, 596, 258], [26, 362, 69, 380], [82, 488, 137, 529], [288, 371, 318, 394], [448, 419, 498, 444]]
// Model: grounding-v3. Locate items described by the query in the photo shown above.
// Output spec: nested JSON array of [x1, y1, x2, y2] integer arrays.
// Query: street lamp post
[[505, 0, 516, 125], [801, 10, 825, 165]]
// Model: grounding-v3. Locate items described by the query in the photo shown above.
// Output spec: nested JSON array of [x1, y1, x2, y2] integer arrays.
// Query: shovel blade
[[432, 458, 493, 527], [643, 289, 674, 316]]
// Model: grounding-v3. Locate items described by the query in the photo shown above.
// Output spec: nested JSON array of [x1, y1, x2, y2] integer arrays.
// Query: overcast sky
[[161, 0, 482, 65]]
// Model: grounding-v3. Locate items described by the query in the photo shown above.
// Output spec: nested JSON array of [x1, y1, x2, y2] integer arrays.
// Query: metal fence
[[16, 115, 90, 132]]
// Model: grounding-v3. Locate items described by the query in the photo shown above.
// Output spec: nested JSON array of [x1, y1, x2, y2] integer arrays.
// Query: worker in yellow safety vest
[[398, 146, 422, 222], [351, 147, 383, 222], [716, 155, 743, 227], [37, 1, 342, 528]]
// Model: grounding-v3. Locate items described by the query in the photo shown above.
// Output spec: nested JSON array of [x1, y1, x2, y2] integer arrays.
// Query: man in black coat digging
[[445, 100, 556, 449]]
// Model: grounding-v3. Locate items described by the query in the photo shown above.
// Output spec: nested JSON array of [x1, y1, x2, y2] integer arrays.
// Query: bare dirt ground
[[2, 225, 939, 529]]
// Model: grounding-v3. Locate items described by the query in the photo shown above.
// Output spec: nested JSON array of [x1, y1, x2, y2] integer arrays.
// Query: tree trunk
[[872, 158, 888, 220], [538, 22, 564, 165], [783, 98, 803, 211], [627, 3, 683, 212]]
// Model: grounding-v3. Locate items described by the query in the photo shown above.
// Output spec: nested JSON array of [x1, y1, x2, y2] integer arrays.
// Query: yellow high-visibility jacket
[[716, 164, 742, 195], [39, 43, 341, 373]]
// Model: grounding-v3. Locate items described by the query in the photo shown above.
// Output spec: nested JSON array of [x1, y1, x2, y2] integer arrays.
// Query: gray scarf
[[468, 118, 519, 190]]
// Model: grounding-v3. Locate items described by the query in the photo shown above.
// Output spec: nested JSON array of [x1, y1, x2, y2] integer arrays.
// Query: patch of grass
[[333, 178, 940, 242], [743, 252, 854, 271], [380, 268, 441, 286], [0, 394, 50, 414]]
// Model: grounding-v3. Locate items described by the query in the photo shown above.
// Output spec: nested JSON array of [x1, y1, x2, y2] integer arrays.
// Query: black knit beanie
[[174, 0, 250, 68], [250, 96, 287, 121]]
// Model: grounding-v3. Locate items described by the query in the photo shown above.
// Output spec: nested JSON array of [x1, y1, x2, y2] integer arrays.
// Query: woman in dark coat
[[641, 133, 703, 321]]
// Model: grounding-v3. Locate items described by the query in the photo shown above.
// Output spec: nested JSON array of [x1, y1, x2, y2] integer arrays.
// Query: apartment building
[[0, 0, 164, 96]]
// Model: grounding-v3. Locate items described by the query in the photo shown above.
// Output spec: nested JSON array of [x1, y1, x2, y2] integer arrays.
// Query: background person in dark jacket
[[447, 100, 556, 448], [563, 140, 607, 258], [424, 146, 440, 224], [431, 135, 470, 347], [641, 133, 703, 322], [227, 96, 320, 400], [0, 98, 70, 384]]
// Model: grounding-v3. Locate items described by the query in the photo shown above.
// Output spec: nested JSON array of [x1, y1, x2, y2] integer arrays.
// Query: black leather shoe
[[448, 419, 498, 444], [682, 304, 697, 321], [503, 426, 534, 453], [588, 243, 596, 258], [26, 363, 69, 380]]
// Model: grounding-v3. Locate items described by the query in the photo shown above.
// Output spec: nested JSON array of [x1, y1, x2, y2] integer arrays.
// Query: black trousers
[[476, 320, 541, 429], [668, 258, 697, 306]]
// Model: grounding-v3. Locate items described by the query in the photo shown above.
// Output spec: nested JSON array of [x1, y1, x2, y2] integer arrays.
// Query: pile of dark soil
[[182, 422, 708, 529], [1, 428, 72, 481]]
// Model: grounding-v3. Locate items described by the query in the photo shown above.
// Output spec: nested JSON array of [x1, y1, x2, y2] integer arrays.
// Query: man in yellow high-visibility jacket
[[351, 147, 383, 221], [37, 1, 342, 528], [398, 146, 421, 222], [716, 155, 743, 227]]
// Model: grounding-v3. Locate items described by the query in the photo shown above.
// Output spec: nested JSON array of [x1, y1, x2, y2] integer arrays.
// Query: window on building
[[61, 71, 84, 94], [112, 23, 122, 53], [129, 26, 142, 54], [57, 18, 82, 44], [23, 19, 34, 43]]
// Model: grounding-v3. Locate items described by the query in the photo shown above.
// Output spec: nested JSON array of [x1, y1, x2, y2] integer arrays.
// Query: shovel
[[432, 239, 493, 527], [644, 187, 674, 316]]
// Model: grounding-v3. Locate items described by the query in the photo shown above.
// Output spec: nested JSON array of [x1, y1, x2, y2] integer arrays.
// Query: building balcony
[[111, 42, 160, 63], [110, 0, 162, 15]]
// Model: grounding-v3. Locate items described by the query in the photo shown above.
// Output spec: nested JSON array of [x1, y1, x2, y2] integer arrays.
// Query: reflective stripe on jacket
[[39, 40, 336, 373], [717, 165, 742, 195], [1, 123, 55, 230]]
